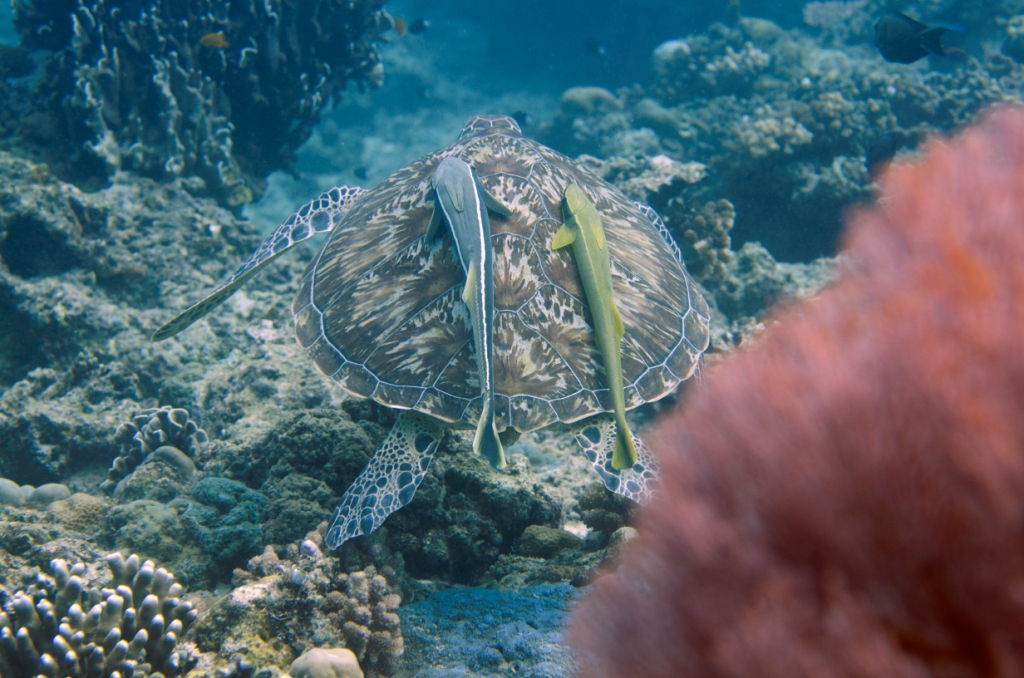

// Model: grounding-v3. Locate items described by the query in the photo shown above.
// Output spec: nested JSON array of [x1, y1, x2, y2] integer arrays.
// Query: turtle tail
[[611, 422, 638, 471], [474, 400, 506, 469]]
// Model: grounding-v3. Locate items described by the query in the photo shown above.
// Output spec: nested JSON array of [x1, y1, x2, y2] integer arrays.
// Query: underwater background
[[1, 0, 1023, 676]]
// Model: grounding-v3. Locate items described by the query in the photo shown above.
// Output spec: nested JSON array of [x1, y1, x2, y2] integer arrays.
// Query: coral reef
[[570, 105, 1024, 677], [102, 406, 207, 494], [4, 0, 390, 205], [0, 552, 196, 678], [200, 528, 402, 677], [540, 16, 1024, 262], [651, 34, 773, 103]]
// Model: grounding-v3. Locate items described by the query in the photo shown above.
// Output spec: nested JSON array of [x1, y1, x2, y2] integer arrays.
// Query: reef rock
[[5, 0, 390, 205]]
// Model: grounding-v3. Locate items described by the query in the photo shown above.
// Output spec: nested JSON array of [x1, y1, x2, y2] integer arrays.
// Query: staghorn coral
[[0, 552, 196, 678], [7, 0, 389, 205], [102, 406, 208, 495], [570, 104, 1024, 677]]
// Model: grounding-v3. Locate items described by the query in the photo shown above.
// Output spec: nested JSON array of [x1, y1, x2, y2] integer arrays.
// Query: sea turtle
[[153, 115, 711, 549]]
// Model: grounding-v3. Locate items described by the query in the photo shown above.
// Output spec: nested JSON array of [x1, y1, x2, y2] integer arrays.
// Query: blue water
[[0, 1, 16, 45]]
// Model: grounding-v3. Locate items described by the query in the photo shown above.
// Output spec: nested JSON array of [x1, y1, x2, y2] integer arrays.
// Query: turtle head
[[562, 184, 590, 217], [459, 115, 522, 141]]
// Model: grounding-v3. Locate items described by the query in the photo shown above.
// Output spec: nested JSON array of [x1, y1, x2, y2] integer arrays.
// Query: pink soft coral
[[569, 105, 1024, 678]]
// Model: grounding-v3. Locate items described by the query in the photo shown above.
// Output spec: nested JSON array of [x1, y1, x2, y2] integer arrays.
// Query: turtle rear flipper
[[151, 185, 365, 341], [573, 414, 659, 505], [325, 410, 445, 549]]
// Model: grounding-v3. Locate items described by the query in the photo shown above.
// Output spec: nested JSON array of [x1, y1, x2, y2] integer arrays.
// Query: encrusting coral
[[0, 552, 196, 678], [102, 406, 208, 495], [570, 104, 1024, 677]]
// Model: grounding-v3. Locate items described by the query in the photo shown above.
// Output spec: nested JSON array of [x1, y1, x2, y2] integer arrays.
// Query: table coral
[[570, 104, 1024, 677]]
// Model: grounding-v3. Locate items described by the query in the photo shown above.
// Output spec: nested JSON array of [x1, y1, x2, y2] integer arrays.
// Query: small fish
[[393, 17, 407, 37], [353, 167, 368, 180], [408, 18, 430, 34], [552, 184, 637, 470], [874, 11, 953, 64], [866, 132, 903, 177], [199, 32, 229, 49], [584, 39, 608, 58], [511, 110, 533, 128], [428, 157, 512, 469]]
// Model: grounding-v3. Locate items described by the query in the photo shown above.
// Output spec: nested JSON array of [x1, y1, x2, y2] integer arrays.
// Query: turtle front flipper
[[151, 185, 365, 341], [572, 414, 659, 504], [325, 410, 445, 550]]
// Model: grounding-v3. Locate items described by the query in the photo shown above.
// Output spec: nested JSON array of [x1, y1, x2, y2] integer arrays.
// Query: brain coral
[[569, 104, 1024, 677], [102, 406, 208, 494]]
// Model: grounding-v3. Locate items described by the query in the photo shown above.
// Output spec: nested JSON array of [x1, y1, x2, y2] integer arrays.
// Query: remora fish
[[552, 184, 638, 469], [428, 157, 511, 469]]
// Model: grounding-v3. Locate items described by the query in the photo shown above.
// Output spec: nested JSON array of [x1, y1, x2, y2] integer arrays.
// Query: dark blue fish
[[866, 132, 905, 177], [866, 131, 921, 178], [874, 11, 953, 64]]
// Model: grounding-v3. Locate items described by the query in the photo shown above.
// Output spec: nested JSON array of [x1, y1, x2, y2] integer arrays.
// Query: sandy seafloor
[[1, 0, 1023, 676]]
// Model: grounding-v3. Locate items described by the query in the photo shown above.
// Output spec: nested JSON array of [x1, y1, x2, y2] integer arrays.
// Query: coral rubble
[[570, 105, 1024, 677]]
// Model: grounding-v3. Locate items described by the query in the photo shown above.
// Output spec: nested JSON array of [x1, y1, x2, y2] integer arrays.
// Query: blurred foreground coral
[[569, 104, 1024, 677]]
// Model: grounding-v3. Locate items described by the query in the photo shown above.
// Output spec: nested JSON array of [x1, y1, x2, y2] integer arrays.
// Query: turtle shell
[[291, 115, 710, 433]]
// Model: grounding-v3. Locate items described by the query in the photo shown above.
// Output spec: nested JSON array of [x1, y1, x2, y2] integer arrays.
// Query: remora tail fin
[[474, 401, 506, 469]]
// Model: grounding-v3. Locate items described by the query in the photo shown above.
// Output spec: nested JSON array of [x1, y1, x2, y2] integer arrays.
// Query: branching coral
[[102, 406, 208, 494], [570, 104, 1024, 677], [0, 553, 196, 678]]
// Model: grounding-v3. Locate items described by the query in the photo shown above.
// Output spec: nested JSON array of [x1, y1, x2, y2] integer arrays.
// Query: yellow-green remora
[[428, 157, 511, 469], [552, 184, 638, 470]]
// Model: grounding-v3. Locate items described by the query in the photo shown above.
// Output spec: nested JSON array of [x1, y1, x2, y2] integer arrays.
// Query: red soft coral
[[569, 104, 1024, 678]]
